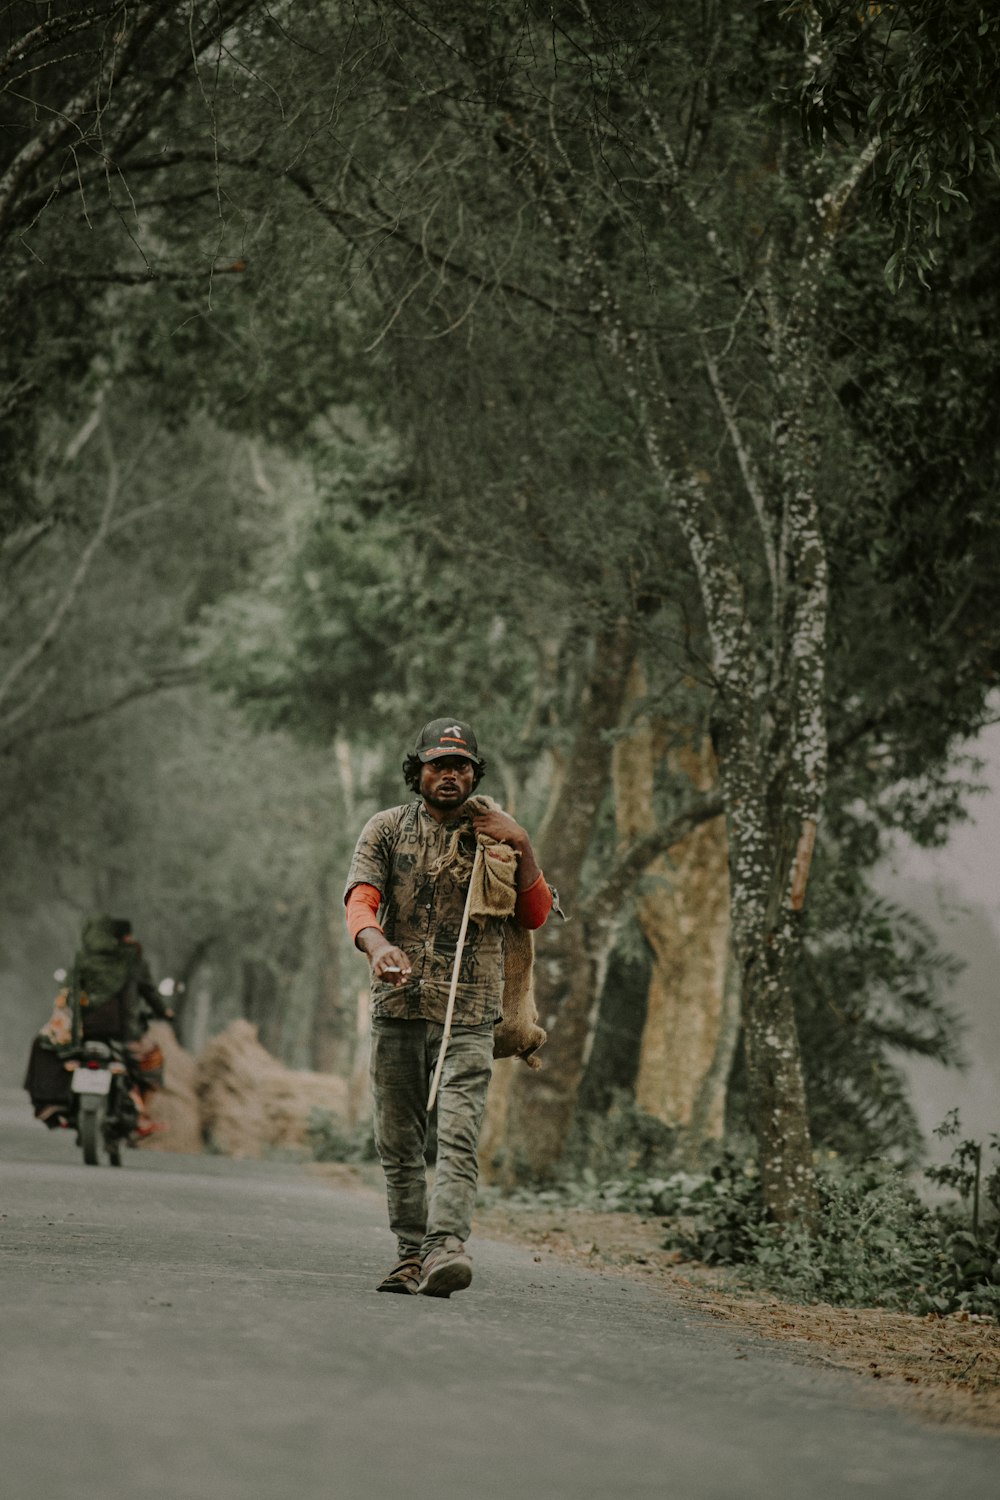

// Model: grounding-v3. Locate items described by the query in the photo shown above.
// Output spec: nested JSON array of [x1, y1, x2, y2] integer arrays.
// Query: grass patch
[[480, 1115, 1000, 1320]]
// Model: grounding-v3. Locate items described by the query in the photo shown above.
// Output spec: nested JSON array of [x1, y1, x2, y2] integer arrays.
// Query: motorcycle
[[27, 967, 179, 1158], [66, 1039, 139, 1167]]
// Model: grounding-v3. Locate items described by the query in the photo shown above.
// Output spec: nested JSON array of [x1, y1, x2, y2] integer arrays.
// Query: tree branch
[[0, 667, 199, 758], [109, 149, 585, 321], [702, 340, 777, 596], [0, 7, 118, 84], [0, 419, 119, 725], [39, 262, 248, 288], [580, 795, 725, 921]]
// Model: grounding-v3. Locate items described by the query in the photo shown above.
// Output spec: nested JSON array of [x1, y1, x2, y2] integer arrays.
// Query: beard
[[419, 774, 473, 822], [422, 784, 471, 812]]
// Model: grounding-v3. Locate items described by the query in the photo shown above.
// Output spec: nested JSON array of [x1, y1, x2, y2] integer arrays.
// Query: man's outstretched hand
[[357, 927, 413, 986]]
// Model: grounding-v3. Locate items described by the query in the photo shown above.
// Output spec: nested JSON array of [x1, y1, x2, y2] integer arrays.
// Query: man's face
[[419, 755, 476, 813]]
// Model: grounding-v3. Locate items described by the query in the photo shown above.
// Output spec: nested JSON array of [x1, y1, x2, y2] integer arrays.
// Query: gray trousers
[[369, 1017, 494, 1259]]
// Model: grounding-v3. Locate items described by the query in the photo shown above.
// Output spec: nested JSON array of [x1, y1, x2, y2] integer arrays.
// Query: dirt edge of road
[[469, 1198, 1000, 1436]]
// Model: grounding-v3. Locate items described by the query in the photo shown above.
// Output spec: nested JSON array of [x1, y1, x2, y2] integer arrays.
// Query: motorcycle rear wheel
[[79, 1098, 103, 1166]]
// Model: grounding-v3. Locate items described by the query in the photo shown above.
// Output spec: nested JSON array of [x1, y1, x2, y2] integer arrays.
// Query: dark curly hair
[[402, 753, 486, 794]]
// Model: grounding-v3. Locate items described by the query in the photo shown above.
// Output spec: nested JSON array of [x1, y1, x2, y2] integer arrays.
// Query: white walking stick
[[427, 846, 482, 1111]]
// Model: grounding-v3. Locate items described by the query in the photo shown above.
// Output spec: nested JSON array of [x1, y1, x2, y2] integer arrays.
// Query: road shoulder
[[472, 1199, 1000, 1435]]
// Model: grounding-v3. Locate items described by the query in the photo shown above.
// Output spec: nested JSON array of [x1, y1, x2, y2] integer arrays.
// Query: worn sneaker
[[376, 1255, 423, 1295], [417, 1237, 472, 1298]]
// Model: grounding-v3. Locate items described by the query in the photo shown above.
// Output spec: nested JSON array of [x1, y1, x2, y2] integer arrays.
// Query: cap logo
[[440, 725, 463, 739]]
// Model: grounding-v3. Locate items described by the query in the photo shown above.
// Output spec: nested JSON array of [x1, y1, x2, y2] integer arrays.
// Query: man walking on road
[[344, 718, 553, 1297]]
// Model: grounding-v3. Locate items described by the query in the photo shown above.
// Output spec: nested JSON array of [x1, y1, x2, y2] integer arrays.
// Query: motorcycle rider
[[26, 915, 175, 1136], [74, 915, 175, 1136]]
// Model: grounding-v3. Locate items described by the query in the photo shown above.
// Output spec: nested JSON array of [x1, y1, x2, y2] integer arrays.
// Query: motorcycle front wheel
[[79, 1097, 104, 1166]]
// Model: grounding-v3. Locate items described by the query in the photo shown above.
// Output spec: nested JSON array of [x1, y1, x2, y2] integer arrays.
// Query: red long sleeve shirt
[[345, 871, 553, 947]]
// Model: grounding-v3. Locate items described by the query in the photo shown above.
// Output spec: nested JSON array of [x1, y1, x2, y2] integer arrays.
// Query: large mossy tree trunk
[[616, 136, 877, 1223], [717, 681, 823, 1221], [627, 386, 826, 1221], [723, 765, 820, 1221]]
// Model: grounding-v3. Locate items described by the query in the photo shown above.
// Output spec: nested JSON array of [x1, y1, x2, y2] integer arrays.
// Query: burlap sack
[[465, 796, 547, 1069]]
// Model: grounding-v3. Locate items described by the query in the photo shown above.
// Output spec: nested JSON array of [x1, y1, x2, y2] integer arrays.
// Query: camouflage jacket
[[344, 802, 506, 1025]]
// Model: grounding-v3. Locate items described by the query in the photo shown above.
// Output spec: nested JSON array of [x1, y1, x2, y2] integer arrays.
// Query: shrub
[[306, 1107, 378, 1163], [655, 1152, 767, 1266], [663, 1125, 1000, 1318], [565, 1091, 680, 1180], [507, 1115, 1000, 1319], [743, 1164, 950, 1312]]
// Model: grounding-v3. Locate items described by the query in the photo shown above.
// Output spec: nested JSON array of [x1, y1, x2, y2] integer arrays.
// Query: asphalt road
[[1, 1088, 996, 1500]]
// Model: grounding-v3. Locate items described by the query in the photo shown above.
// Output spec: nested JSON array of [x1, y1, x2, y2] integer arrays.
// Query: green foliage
[[822, 203, 1000, 794], [566, 1090, 679, 1181], [774, 0, 1000, 283], [196, 423, 410, 742], [0, 2, 264, 535], [3, 0, 998, 1174], [670, 1131, 1000, 1318], [195, 395, 609, 818], [792, 875, 965, 1162], [494, 1116, 1000, 1318], [926, 1110, 1000, 1242], [649, 1156, 768, 1269], [0, 394, 357, 1074], [306, 1107, 378, 1164], [739, 1166, 955, 1314]]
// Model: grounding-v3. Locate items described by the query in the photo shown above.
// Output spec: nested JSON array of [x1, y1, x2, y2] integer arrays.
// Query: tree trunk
[[741, 923, 817, 1221], [683, 946, 741, 1158], [500, 615, 636, 1180], [611, 670, 732, 1149], [310, 887, 355, 1076], [575, 942, 651, 1118], [631, 311, 825, 1222], [502, 917, 606, 1182], [633, 789, 730, 1136], [185, 967, 214, 1059], [718, 723, 821, 1223], [346, 985, 372, 1126], [242, 957, 282, 1056]]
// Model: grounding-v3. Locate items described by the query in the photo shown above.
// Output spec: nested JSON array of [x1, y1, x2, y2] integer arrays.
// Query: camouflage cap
[[414, 718, 482, 765]]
